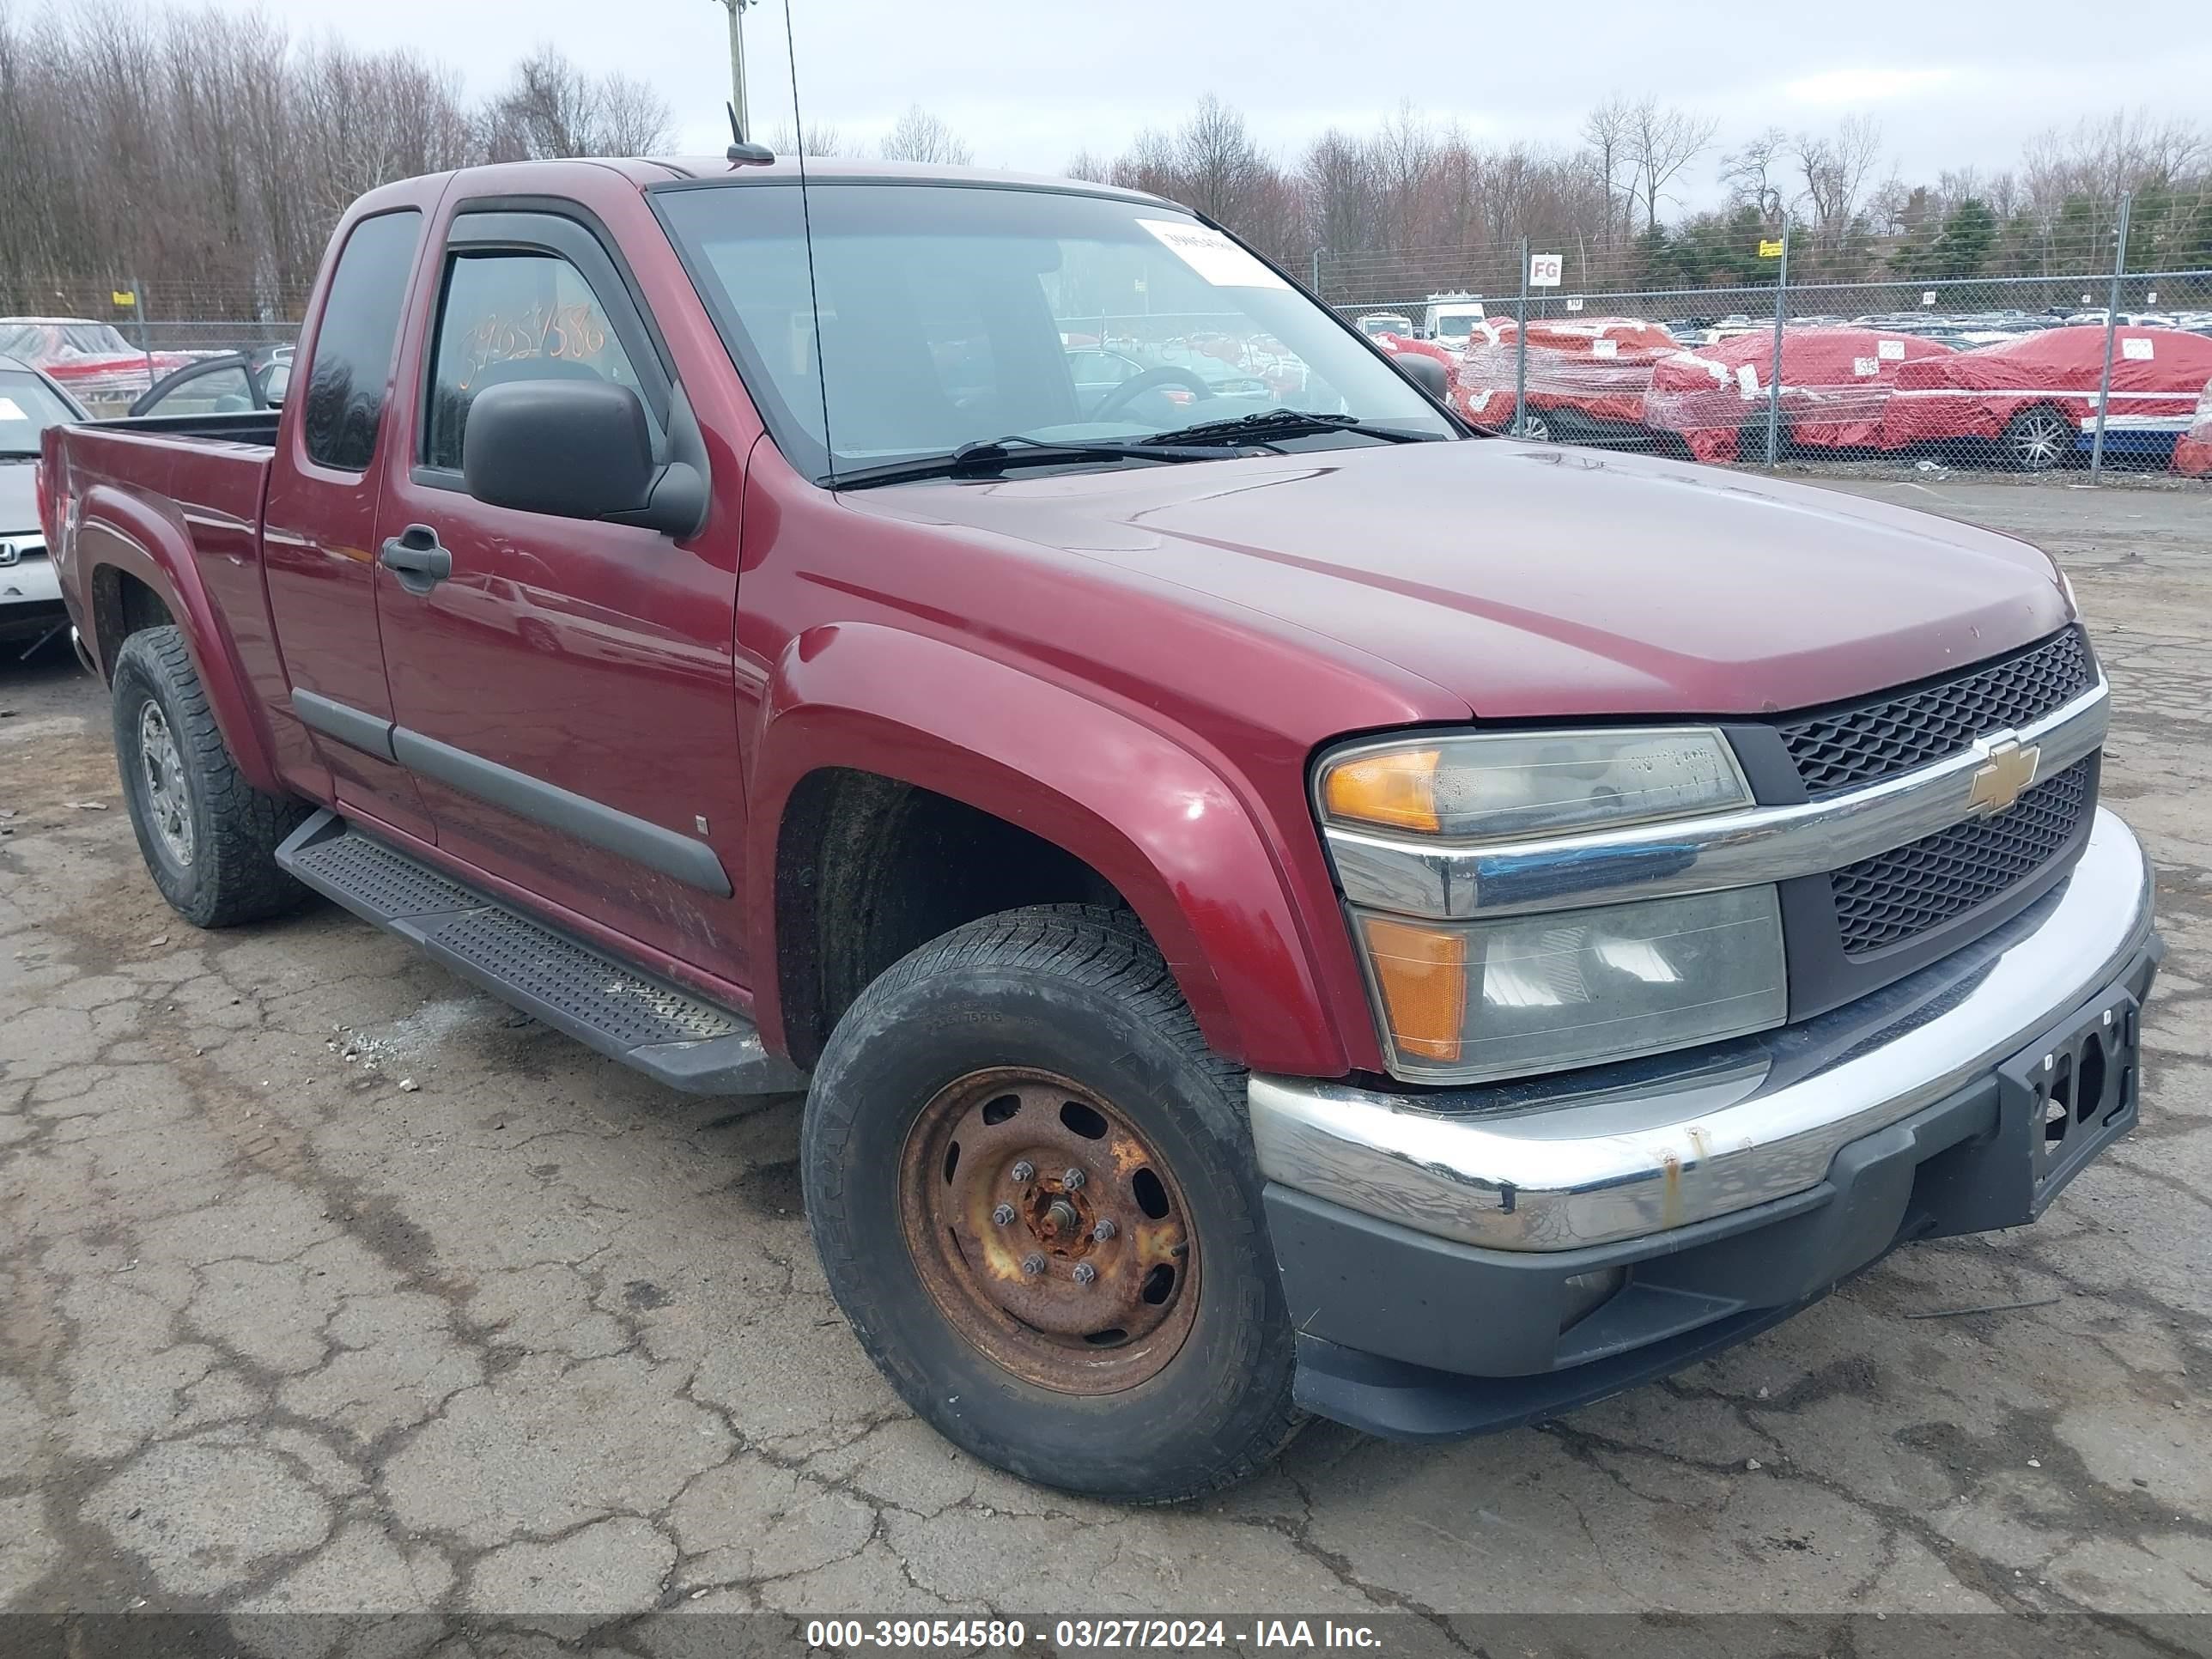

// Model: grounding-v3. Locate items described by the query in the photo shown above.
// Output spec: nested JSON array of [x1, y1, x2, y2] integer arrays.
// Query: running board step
[[276, 810, 806, 1095]]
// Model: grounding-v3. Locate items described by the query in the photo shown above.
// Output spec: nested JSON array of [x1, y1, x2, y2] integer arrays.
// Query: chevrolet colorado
[[41, 158, 2158, 1503]]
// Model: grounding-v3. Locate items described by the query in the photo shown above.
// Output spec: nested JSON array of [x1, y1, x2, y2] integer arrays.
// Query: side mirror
[[462, 379, 659, 525], [1395, 352, 1450, 402]]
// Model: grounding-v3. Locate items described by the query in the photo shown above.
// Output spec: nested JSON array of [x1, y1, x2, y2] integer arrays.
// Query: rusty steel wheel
[[900, 1067, 1198, 1394], [805, 904, 1302, 1502]]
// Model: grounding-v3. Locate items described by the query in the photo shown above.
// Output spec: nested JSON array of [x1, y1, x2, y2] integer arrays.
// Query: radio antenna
[[725, 100, 771, 167], [783, 0, 836, 486]]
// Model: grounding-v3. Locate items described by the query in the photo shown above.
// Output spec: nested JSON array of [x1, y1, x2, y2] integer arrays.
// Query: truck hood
[[857, 441, 2071, 720]]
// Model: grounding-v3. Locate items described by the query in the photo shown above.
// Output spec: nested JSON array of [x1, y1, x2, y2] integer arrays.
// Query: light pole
[[714, 0, 753, 141]]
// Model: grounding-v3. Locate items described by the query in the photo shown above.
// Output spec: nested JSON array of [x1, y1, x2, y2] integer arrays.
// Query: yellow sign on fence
[[111, 289, 137, 307], [1758, 240, 1784, 259]]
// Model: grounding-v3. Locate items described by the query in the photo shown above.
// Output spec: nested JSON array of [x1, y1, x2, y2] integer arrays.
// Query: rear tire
[[801, 903, 1304, 1504], [2004, 404, 2074, 472], [111, 626, 310, 928]]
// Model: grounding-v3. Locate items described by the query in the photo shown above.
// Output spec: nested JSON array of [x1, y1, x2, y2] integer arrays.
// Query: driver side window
[[423, 250, 650, 472]]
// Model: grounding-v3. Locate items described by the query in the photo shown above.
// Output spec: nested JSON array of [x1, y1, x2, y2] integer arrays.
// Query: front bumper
[[1251, 806, 2159, 1439]]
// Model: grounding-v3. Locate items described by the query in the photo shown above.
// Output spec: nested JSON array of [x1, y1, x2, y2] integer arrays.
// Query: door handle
[[378, 525, 451, 592]]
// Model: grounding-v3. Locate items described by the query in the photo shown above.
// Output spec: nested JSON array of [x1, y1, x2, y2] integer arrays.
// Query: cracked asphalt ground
[[2, 479, 2209, 1637]]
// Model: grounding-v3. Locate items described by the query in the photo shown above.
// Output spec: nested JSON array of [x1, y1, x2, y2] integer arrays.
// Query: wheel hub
[[899, 1067, 1198, 1394], [137, 700, 195, 868]]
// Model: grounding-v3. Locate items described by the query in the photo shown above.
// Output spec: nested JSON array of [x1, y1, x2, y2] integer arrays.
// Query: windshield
[[655, 182, 1452, 483], [0, 370, 82, 456], [1432, 311, 1481, 340]]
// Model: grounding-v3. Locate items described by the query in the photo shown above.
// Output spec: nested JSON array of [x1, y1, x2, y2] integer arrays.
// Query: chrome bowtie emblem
[[1966, 737, 2040, 817]]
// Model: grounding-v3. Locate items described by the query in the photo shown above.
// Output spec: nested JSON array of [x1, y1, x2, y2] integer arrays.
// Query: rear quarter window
[[302, 210, 423, 471]]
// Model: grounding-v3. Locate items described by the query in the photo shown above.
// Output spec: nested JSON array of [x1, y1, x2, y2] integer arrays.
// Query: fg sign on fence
[[1529, 252, 1563, 288]]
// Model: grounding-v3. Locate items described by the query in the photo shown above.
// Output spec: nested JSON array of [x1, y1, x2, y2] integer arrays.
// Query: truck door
[[263, 204, 437, 840], [368, 207, 748, 981]]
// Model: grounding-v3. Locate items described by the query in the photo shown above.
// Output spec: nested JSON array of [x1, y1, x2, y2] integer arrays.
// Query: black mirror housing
[[462, 380, 657, 524], [1395, 351, 1450, 402]]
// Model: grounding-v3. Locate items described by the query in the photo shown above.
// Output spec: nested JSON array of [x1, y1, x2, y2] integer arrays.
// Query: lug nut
[[1072, 1261, 1097, 1285], [1062, 1167, 1086, 1190], [1010, 1160, 1035, 1183], [1021, 1254, 1046, 1277], [991, 1203, 1016, 1227], [1091, 1218, 1117, 1242]]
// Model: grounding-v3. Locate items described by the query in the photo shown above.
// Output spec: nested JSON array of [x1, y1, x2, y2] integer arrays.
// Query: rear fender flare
[[750, 621, 1352, 1077], [76, 483, 284, 795]]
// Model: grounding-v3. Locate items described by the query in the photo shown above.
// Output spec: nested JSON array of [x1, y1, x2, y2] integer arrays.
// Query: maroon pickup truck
[[40, 157, 2158, 1503]]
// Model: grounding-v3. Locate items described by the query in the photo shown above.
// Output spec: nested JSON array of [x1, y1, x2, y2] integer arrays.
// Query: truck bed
[[48, 411, 276, 556]]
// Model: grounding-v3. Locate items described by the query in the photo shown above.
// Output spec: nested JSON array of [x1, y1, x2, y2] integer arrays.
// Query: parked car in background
[[1879, 325, 2212, 471], [130, 344, 291, 418], [0, 318, 198, 415], [0, 356, 87, 648], [1451, 316, 1677, 446], [1419, 292, 1486, 346], [1354, 312, 1411, 340], [1645, 327, 1955, 464], [2172, 380, 2211, 477]]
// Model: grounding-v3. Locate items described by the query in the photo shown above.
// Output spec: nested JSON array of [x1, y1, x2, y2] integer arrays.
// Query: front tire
[[111, 626, 309, 927], [802, 904, 1303, 1504]]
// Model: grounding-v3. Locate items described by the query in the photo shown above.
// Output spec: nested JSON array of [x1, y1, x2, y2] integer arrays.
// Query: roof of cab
[[511, 154, 1182, 210]]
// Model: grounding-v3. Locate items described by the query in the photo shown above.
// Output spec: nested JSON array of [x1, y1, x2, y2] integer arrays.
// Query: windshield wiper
[[833, 434, 1228, 490], [1141, 408, 1437, 447]]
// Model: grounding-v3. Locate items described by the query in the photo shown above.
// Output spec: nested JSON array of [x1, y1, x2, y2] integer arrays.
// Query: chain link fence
[[1, 273, 306, 415], [1322, 198, 2212, 483]]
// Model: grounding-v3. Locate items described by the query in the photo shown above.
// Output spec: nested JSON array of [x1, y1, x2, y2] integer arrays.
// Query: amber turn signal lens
[[1324, 748, 1443, 833], [1359, 915, 1467, 1063]]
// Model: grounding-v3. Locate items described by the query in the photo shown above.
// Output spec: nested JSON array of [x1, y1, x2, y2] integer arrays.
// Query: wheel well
[[90, 567, 174, 676], [775, 768, 1133, 1068]]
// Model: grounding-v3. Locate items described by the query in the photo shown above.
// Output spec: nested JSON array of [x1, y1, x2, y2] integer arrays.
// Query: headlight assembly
[[1318, 726, 1784, 1083], [1320, 727, 1753, 842], [1353, 885, 1787, 1081]]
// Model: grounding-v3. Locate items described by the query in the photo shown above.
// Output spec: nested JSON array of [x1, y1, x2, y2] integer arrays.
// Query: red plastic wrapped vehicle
[[1644, 328, 1954, 465], [2176, 380, 2212, 477], [1451, 317, 1678, 443], [1879, 326, 2212, 471], [0, 318, 198, 412]]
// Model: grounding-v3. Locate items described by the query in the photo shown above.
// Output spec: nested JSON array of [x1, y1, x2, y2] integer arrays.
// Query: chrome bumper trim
[[1326, 675, 2109, 919], [1251, 807, 2154, 1252]]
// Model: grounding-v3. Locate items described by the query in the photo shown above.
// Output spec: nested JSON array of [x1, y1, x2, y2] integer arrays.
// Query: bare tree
[[879, 104, 972, 166], [1624, 99, 1717, 233], [1173, 94, 1266, 224], [596, 72, 674, 157], [1720, 126, 1789, 210], [1794, 114, 1883, 247], [764, 120, 843, 156], [1578, 96, 1636, 247], [479, 46, 667, 161], [1064, 148, 1112, 183]]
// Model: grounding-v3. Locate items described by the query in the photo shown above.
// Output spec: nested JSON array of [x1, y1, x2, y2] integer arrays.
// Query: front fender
[[75, 483, 284, 796], [749, 621, 1359, 1078]]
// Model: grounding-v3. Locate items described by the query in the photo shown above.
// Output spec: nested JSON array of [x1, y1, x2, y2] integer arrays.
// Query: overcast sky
[[202, 0, 2206, 210]]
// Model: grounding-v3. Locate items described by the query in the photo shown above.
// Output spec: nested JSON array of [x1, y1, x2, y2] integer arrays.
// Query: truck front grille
[[1830, 759, 2093, 956], [1778, 628, 2094, 798]]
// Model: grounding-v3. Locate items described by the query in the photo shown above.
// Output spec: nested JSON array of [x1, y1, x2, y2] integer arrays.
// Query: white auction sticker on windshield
[[0, 398, 25, 421], [2122, 337, 2154, 361], [1591, 338, 1619, 359], [1878, 338, 1906, 361], [1137, 219, 1290, 289]]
